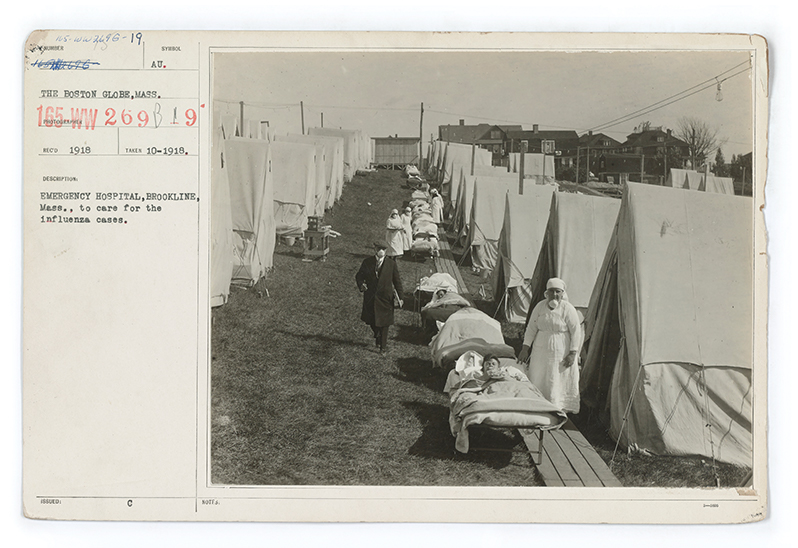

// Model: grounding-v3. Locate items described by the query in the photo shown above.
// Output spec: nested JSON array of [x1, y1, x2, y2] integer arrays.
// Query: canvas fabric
[[223, 137, 276, 285], [581, 182, 753, 466], [211, 127, 233, 306], [528, 191, 621, 311], [509, 153, 556, 184], [702, 174, 735, 195], [308, 127, 365, 182], [492, 185, 555, 323], [270, 141, 317, 235]]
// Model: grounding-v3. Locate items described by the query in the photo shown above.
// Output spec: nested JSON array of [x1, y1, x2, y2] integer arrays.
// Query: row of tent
[[211, 113, 371, 307], [426, 140, 558, 208], [665, 168, 735, 194], [424, 147, 754, 467]]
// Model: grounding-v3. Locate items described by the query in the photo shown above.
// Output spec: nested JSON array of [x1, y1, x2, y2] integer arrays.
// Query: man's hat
[[373, 240, 389, 250]]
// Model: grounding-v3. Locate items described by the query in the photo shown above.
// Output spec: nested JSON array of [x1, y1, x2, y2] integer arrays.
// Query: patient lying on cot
[[444, 351, 567, 453], [482, 354, 512, 381]]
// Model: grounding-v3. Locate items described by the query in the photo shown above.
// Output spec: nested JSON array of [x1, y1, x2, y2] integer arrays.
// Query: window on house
[[491, 130, 501, 139]]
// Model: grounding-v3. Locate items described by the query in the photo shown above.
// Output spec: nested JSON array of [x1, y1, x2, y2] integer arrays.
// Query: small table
[[302, 227, 330, 261]]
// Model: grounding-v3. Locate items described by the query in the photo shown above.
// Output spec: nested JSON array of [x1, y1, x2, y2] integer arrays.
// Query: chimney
[[533, 124, 539, 133], [459, 119, 465, 126], [667, 129, 672, 137], [588, 130, 593, 136]]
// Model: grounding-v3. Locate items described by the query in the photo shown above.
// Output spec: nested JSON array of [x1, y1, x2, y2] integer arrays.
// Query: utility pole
[[640, 154, 645, 184], [519, 140, 528, 195], [320, 112, 323, 128], [576, 147, 580, 184], [300, 101, 305, 135], [419, 102, 424, 169], [586, 144, 590, 182]]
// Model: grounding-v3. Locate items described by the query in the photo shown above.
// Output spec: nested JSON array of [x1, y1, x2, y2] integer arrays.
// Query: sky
[[214, 49, 754, 158]]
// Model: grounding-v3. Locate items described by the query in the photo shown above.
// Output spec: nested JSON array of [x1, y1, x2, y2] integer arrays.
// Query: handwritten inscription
[[31, 59, 100, 71]]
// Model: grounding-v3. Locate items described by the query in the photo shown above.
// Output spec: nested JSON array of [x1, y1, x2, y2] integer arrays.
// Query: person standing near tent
[[430, 188, 444, 224], [356, 240, 404, 354], [400, 206, 413, 257], [517, 277, 582, 413], [385, 209, 405, 258]]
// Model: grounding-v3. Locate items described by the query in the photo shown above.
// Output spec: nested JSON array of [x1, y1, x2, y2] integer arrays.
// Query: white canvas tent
[[276, 134, 330, 216], [473, 164, 512, 177], [492, 185, 556, 323], [224, 137, 276, 286], [702, 173, 735, 195], [220, 114, 239, 140], [308, 127, 364, 183], [211, 126, 233, 306], [467, 176, 519, 273], [453, 171, 519, 245], [665, 168, 703, 190], [271, 141, 317, 237], [280, 133, 345, 208], [527, 191, 621, 315], [439, 142, 492, 206], [509, 153, 556, 185], [580, 182, 752, 466]]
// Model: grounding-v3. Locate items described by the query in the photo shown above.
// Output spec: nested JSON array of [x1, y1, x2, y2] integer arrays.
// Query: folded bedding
[[429, 307, 506, 367], [411, 235, 440, 255], [416, 272, 459, 294]]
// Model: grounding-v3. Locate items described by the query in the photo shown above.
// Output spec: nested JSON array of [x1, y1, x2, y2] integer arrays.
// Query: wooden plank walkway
[[520, 420, 623, 487], [433, 236, 472, 303]]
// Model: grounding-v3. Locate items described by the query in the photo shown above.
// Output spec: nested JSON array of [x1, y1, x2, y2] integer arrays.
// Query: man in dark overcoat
[[356, 240, 404, 353]]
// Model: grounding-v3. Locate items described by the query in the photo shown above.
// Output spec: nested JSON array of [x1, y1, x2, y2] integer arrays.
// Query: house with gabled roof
[[438, 120, 523, 163]]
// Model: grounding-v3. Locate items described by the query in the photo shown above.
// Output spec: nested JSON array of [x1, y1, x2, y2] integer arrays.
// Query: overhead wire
[[589, 62, 751, 133]]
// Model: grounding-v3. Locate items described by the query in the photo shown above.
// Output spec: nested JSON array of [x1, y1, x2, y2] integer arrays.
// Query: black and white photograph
[[209, 43, 761, 490]]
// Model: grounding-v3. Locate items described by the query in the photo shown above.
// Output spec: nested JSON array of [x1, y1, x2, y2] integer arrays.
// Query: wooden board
[[549, 429, 604, 487], [521, 421, 622, 487], [434, 237, 471, 300], [519, 430, 564, 487], [560, 421, 623, 487]]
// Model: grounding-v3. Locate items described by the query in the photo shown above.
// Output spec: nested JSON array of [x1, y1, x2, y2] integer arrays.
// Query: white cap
[[546, 277, 566, 291]]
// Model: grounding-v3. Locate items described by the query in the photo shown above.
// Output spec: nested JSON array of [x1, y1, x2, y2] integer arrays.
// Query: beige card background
[[7, 2, 796, 546]]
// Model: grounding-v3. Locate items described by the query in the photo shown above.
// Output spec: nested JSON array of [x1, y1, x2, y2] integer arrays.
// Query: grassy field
[[211, 169, 540, 486], [211, 168, 750, 488]]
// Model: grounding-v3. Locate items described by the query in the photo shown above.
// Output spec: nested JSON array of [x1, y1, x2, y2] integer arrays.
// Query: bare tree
[[675, 116, 726, 169]]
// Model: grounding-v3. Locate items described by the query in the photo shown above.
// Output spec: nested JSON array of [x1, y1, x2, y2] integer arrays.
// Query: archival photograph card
[[22, 31, 768, 523]]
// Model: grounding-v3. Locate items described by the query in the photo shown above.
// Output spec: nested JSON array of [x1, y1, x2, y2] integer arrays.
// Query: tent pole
[[238, 101, 244, 137], [493, 288, 508, 319], [610, 356, 643, 466]]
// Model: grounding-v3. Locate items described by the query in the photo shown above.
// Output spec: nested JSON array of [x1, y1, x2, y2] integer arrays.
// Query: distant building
[[438, 120, 522, 163], [591, 127, 690, 184], [618, 126, 690, 158], [372, 136, 420, 168], [504, 125, 580, 155], [563, 131, 623, 173]]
